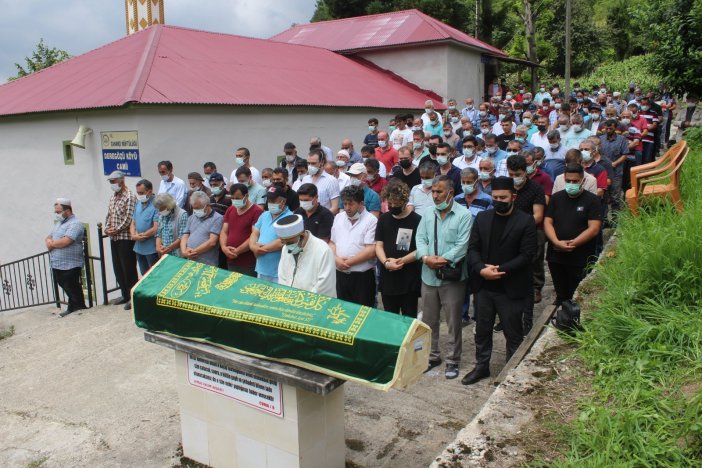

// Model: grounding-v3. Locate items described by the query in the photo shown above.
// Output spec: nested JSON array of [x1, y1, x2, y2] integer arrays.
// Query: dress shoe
[[58, 309, 74, 318], [124, 301, 132, 311], [494, 322, 504, 332], [461, 367, 490, 385], [424, 358, 442, 373], [445, 364, 459, 379], [111, 297, 128, 305]]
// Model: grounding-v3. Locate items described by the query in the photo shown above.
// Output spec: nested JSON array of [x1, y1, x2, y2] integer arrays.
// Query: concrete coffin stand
[[144, 332, 345, 468]]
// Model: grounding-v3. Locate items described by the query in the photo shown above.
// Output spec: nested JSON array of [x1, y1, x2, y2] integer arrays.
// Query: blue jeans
[[136, 253, 159, 276]]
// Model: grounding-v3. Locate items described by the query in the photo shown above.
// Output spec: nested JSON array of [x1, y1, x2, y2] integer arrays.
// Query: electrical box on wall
[[63, 140, 74, 165]]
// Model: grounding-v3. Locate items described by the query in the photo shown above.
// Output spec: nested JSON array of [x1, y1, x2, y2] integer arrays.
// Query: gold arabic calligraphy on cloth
[[156, 261, 371, 345]]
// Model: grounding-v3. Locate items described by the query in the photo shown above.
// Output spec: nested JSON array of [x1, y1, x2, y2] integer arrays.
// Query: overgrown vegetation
[[0, 325, 15, 341], [543, 128, 702, 465]]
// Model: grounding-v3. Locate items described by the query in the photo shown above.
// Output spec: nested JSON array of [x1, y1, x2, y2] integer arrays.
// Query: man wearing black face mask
[[463, 177, 537, 385], [390, 146, 421, 188], [375, 179, 422, 317]]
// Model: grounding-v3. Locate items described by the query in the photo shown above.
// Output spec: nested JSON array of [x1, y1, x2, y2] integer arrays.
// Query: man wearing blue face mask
[[249, 185, 291, 283], [544, 164, 602, 305], [453, 135, 483, 171], [416, 175, 472, 380], [436, 142, 462, 194], [180, 191, 223, 267]]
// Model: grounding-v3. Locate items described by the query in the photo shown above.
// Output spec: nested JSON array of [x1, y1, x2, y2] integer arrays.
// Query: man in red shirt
[[375, 131, 399, 175], [219, 183, 263, 277]]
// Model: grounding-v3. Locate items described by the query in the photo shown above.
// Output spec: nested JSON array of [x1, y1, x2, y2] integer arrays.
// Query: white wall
[[0, 105, 401, 296], [446, 44, 485, 104], [357, 45, 449, 100], [357, 44, 486, 105]]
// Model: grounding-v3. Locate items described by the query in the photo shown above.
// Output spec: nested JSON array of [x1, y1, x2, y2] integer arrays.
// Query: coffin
[[132, 255, 430, 391]]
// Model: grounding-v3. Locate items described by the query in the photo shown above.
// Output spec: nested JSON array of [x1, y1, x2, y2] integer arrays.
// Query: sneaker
[[445, 364, 459, 380], [425, 358, 442, 373]]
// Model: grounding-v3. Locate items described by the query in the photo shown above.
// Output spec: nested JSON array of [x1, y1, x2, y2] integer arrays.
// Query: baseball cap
[[346, 163, 366, 175], [266, 185, 287, 200], [209, 172, 224, 182]]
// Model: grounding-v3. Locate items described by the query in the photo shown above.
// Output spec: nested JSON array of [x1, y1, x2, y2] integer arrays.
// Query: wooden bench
[[625, 141, 689, 216]]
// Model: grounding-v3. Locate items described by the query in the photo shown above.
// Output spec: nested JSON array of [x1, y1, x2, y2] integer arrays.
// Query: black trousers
[[336, 269, 376, 307], [53, 267, 86, 312], [111, 239, 138, 300], [548, 261, 586, 305], [381, 293, 418, 318], [474, 289, 524, 368], [228, 263, 257, 278]]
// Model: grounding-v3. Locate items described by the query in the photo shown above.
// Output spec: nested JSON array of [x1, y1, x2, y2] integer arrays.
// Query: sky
[[0, 0, 317, 82]]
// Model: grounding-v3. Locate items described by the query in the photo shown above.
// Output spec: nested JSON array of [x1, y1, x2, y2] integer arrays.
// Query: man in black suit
[[462, 177, 537, 385]]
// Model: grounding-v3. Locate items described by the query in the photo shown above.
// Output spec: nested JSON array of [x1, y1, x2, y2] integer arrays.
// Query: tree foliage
[[310, 0, 701, 94], [644, 0, 702, 95], [12, 38, 70, 80]]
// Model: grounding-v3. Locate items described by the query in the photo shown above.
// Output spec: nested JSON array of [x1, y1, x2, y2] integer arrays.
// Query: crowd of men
[[47, 81, 700, 384]]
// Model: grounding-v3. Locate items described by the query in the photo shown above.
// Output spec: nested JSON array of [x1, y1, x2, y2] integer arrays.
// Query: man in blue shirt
[[340, 163, 381, 217], [131, 179, 159, 275], [250, 185, 292, 283], [416, 175, 472, 380], [46, 198, 86, 317]]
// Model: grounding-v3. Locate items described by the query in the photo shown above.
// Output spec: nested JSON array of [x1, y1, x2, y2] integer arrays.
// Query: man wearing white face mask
[[275, 214, 336, 297], [180, 191, 223, 267], [249, 186, 292, 283], [157, 160, 187, 208], [331, 149, 352, 192], [409, 162, 439, 214], [564, 114, 592, 149], [281, 142, 304, 183], [301, 150, 340, 214], [330, 185, 378, 306], [130, 179, 159, 275], [47, 198, 87, 317], [105, 170, 138, 310]]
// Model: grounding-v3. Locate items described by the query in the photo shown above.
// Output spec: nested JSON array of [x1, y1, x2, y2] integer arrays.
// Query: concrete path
[[0, 284, 553, 467]]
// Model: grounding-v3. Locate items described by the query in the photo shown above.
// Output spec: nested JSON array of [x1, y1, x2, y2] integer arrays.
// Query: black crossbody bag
[[434, 214, 463, 281]]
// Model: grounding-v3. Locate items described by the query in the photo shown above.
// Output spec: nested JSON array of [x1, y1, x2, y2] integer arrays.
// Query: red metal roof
[[270, 9, 506, 57], [0, 25, 445, 117]]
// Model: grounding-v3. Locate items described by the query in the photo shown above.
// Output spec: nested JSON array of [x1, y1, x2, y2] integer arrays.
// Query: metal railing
[[0, 224, 120, 313], [0, 251, 60, 312]]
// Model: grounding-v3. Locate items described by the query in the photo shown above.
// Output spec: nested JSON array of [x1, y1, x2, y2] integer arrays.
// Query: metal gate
[[0, 227, 103, 313]]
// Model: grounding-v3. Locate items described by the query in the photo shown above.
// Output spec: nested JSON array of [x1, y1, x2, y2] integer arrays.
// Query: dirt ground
[[0, 281, 554, 468]]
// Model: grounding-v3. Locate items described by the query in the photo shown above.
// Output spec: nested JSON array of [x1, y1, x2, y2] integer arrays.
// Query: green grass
[[546, 129, 702, 466]]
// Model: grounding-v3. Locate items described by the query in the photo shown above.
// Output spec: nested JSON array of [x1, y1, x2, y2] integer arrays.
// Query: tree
[[12, 39, 70, 80], [646, 0, 702, 95]]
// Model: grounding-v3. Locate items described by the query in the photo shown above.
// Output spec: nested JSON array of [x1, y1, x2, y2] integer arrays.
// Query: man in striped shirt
[[639, 97, 660, 164], [105, 171, 138, 310]]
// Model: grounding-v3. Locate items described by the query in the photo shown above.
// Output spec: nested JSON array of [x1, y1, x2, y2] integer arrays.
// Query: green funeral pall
[[132, 255, 430, 390]]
